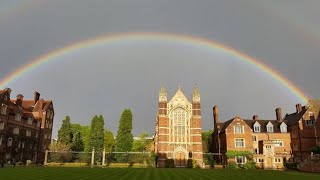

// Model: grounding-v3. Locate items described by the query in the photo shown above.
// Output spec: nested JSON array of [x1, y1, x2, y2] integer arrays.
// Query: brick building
[[284, 104, 319, 162], [212, 106, 292, 169], [155, 85, 203, 167], [0, 88, 54, 164]]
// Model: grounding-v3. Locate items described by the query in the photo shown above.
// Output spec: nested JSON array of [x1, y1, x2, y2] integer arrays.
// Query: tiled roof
[[243, 119, 287, 133], [219, 119, 235, 132], [217, 117, 289, 133], [283, 107, 308, 126]]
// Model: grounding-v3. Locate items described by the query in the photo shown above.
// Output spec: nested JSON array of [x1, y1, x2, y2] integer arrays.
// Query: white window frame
[[266, 122, 274, 133], [235, 138, 245, 147], [280, 123, 287, 133], [235, 156, 246, 164], [273, 140, 284, 147], [234, 125, 244, 134], [253, 122, 261, 132]]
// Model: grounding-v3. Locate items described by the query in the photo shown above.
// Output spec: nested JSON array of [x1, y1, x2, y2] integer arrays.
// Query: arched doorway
[[175, 152, 186, 167]]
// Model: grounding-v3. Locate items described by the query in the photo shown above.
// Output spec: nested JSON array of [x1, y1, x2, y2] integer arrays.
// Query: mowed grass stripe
[[190, 169, 224, 180], [102, 168, 129, 179], [174, 169, 203, 180], [1, 167, 320, 180]]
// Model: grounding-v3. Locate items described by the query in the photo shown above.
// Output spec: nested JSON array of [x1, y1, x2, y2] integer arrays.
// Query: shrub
[[147, 153, 157, 167], [187, 159, 198, 168], [165, 159, 175, 168], [227, 162, 240, 169], [26, 160, 33, 166], [243, 162, 256, 170], [226, 151, 253, 159], [284, 162, 298, 170], [203, 154, 216, 167]]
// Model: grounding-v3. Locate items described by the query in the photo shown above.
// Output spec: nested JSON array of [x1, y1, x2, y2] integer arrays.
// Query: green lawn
[[0, 167, 319, 180]]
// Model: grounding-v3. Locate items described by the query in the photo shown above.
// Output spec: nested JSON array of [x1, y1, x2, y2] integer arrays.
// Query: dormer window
[[1, 104, 7, 115], [267, 122, 274, 133], [253, 122, 261, 132], [280, 122, 287, 133]]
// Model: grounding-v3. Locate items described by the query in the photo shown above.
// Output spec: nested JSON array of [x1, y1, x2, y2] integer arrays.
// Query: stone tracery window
[[169, 107, 190, 144]]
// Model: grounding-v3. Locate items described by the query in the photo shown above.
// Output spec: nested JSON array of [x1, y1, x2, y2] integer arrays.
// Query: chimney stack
[[276, 108, 282, 122], [253, 115, 259, 120], [213, 106, 219, 131], [296, 103, 302, 113], [16, 94, 24, 106], [34, 91, 40, 105]]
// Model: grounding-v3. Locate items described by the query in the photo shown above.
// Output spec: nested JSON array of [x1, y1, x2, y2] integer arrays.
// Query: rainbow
[[0, 32, 309, 103]]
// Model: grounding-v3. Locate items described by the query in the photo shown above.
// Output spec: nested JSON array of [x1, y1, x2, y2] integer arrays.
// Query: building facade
[[212, 106, 292, 169], [155, 85, 203, 167], [284, 104, 319, 162], [0, 88, 54, 164]]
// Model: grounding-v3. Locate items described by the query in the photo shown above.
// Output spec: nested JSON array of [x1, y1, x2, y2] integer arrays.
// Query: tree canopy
[[115, 109, 134, 161], [132, 132, 149, 152], [57, 116, 73, 146]]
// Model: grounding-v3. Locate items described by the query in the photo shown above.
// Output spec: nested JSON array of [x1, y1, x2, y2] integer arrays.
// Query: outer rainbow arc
[[0, 32, 309, 104]]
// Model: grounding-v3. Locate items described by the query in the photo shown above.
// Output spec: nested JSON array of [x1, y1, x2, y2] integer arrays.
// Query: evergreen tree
[[202, 130, 213, 153], [57, 116, 73, 146], [115, 109, 134, 162], [104, 130, 115, 152], [81, 125, 91, 152], [88, 115, 105, 163], [71, 124, 84, 151], [71, 131, 84, 151]]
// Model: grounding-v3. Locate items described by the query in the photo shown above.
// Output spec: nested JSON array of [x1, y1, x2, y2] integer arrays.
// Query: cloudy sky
[[1, 0, 320, 138]]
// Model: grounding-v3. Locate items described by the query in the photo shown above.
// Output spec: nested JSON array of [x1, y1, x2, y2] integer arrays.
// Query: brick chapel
[[155, 85, 203, 167]]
